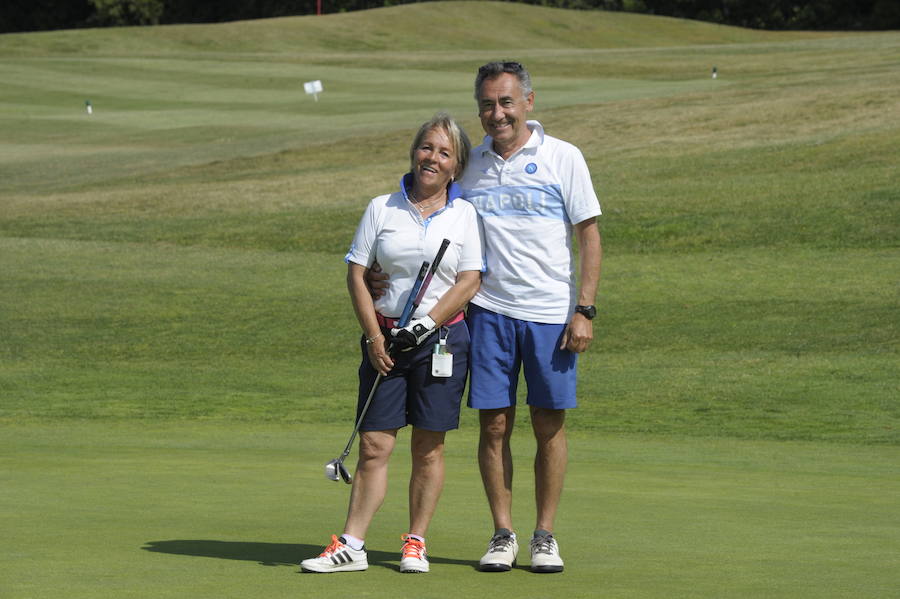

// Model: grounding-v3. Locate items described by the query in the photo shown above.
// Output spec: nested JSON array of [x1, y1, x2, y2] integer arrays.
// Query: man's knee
[[531, 407, 566, 444], [480, 408, 515, 443]]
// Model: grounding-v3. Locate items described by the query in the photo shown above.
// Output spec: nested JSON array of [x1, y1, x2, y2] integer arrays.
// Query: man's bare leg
[[478, 407, 516, 531], [531, 406, 567, 533]]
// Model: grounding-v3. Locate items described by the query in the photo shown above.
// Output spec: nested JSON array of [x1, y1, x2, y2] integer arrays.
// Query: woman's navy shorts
[[356, 319, 469, 432]]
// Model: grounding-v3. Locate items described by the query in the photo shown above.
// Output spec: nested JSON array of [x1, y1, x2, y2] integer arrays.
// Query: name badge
[[432, 352, 453, 377], [431, 328, 452, 377]]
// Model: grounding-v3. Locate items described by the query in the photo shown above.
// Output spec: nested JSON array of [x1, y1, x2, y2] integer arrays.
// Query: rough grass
[[1, 4, 897, 443]]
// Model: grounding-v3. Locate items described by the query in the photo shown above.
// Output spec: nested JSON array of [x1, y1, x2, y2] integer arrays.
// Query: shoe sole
[[400, 558, 429, 573], [530, 564, 564, 573], [300, 564, 368, 573], [479, 560, 516, 572], [400, 560, 429, 573]]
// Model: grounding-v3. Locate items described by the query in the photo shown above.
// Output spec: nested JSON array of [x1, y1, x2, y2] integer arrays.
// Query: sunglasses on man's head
[[479, 61, 524, 73]]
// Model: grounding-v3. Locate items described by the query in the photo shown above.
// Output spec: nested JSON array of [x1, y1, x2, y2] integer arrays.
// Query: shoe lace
[[488, 533, 513, 553], [401, 535, 426, 559], [319, 534, 344, 557], [530, 535, 556, 555]]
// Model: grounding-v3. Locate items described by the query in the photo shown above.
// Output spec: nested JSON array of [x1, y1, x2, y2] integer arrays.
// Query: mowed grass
[[0, 2, 898, 597], [2, 423, 898, 599]]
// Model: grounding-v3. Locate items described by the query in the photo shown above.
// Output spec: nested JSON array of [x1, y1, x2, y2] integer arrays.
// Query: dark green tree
[[1, 0, 91, 33], [89, 0, 165, 26], [1, 0, 897, 33]]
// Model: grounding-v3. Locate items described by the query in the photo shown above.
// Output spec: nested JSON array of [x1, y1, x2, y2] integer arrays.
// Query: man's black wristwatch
[[575, 304, 597, 320]]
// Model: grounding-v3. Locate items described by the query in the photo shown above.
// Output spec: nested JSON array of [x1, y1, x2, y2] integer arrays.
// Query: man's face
[[477, 73, 534, 153]]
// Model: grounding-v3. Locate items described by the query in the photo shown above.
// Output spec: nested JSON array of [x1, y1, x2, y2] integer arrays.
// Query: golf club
[[405, 238, 451, 322], [324, 260, 428, 484], [325, 239, 451, 484]]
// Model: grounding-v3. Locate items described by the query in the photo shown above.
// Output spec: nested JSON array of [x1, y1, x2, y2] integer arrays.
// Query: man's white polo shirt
[[460, 121, 601, 324]]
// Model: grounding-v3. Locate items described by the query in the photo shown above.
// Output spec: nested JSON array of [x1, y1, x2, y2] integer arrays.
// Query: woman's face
[[412, 127, 458, 191]]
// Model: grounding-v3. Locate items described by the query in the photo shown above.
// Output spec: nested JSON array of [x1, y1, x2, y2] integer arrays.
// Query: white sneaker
[[478, 529, 518, 572], [530, 533, 564, 573], [300, 535, 368, 573], [399, 535, 429, 573]]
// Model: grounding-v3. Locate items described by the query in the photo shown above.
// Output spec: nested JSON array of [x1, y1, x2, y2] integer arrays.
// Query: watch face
[[577, 305, 596, 319]]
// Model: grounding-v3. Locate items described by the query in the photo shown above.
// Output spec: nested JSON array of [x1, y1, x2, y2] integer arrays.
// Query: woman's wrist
[[365, 331, 383, 345]]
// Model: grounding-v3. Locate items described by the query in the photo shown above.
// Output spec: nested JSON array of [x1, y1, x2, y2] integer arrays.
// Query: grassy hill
[[0, 2, 831, 57], [1, 2, 897, 442]]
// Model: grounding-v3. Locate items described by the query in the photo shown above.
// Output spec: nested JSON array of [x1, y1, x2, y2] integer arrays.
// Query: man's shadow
[[142, 540, 476, 571]]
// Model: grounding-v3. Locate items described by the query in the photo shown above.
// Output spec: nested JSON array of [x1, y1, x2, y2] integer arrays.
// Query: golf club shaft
[[398, 260, 431, 327], [412, 238, 451, 307], [334, 261, 430, 462], [339, 372, 382, 460]]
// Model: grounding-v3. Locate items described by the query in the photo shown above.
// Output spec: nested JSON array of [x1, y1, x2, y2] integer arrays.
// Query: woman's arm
[[388, 269, 481, 350], [425, 270, 481, 326], [348, 262, 393, 375]]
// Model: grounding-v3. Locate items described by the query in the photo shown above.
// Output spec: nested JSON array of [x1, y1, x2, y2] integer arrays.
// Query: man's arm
[[560, 217, 602, 353], [364, 261, 389, 299]]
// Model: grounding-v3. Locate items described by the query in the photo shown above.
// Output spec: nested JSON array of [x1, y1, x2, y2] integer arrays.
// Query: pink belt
[[376, 311, 465, 329]]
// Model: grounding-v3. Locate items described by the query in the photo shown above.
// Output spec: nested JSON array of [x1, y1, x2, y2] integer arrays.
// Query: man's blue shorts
[[467, 304, 578, 410], [356, 320, 469, 432]]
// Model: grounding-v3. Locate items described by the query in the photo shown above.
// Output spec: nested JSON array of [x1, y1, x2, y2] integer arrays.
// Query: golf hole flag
[[304, 79, 323, 101]]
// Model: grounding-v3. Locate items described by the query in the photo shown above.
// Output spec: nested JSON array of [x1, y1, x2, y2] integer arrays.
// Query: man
[[460, 61, 601, 574], [369, 61, 601, 573]]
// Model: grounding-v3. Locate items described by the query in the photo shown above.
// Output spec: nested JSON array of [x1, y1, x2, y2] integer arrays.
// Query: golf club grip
[[397, 261, 430, 327], [413, 238, 451, 305]]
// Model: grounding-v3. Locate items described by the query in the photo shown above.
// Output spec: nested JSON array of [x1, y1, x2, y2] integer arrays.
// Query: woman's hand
[[366, 333, 394, 376]]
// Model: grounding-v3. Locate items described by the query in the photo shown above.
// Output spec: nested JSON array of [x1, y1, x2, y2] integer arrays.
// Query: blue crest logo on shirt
[[525, 162, 538, 174]]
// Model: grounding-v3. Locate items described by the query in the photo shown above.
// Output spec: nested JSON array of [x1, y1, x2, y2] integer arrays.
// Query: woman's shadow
[[142, 540, 476, 571]]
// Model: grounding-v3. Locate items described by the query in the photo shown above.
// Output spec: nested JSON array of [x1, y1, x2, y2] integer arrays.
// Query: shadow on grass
[[142, 540, 477, 571]]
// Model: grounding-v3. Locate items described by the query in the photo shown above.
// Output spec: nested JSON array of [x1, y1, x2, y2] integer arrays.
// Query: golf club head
[[324, 459, 341, 482], [338, 461, 353, 484], [324, 459, 353, 484]]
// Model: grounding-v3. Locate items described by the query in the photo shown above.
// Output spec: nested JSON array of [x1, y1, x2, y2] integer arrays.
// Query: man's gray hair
[[409, 111, 472, 180], [474, 61, 533, 99]]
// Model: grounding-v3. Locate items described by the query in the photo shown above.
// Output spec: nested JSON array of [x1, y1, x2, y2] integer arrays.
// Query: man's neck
[[492, 128, 532, 160]]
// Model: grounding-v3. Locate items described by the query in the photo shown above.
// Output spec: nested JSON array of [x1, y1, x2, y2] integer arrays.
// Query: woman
[[301, 113, 483, 574]]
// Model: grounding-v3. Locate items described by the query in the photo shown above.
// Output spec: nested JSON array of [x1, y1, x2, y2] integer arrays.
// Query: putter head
[[324, 459, 353, 484]]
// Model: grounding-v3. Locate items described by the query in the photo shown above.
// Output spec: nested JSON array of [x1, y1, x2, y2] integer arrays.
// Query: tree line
[[2, 0, 898, 34]]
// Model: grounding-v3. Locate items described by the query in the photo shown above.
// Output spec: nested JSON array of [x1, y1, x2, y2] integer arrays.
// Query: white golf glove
[[390, 315, 437, 351]]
